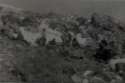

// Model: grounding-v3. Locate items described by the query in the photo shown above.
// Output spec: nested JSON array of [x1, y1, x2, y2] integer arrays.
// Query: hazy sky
[[0, 0, 125, 22]]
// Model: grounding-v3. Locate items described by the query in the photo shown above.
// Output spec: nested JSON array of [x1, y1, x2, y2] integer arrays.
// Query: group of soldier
[[38, 27, 125, 82], [38, 27, 80, 47]]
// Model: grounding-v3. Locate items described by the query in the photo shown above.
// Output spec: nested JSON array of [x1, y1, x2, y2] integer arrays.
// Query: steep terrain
[[0, 4, 125, 83]]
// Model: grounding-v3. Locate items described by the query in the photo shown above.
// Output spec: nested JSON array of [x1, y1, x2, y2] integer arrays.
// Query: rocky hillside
[[0, 4, 125, 83]]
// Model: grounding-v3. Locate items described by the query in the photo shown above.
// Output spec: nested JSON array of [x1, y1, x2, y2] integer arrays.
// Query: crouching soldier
[[48, 38, 56, 45]]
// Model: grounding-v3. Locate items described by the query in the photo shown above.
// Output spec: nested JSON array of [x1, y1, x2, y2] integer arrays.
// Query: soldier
[[66, 31, 72, 47], [61, 28, 72, 47], [72, 37, 80, 48], [61, 31, 66, 46], [48, 38, 56, 45], [98, 39, 108, 51], [95, 39, 112, 61], [41, 28, 46, 46]]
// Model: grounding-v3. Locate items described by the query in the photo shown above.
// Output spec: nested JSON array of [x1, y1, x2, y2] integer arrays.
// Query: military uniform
[[72, 37, 80, 47], [61, 31, 71, 47], [48, 38, 56, 45], [41, 29, 46, 46]]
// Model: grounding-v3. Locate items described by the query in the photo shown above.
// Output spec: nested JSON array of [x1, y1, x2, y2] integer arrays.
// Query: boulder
[[90, 76, 106, 83], [119, 22, 125, 31], [71, 74, 83, 83], [115, 75, 123, 83], [19, 27, 41, 46], [12, 33, 18, 39], [76, 33, 87, 47], [115, 62, 125, 72], [110, 79, 116, 83], [109, 58, 125, 71], [94, 71, 113, 83], [38, 21, 63, 44], [82, 79, 89, 83], [83, 70, 92, 78], [4, 29, 18, 39]]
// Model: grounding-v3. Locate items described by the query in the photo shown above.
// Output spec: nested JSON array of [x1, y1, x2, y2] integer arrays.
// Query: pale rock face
[[12, 33, 18, 39], [82, 79, 89, 83], [76, 34, 87, 46], [19, 21, 63, 46], [83, 70, 92, 78], [38, 21, 63, 44], [71, 74, 83, 83], [19, 27, 41, 46], [108, 58, 125, 70]]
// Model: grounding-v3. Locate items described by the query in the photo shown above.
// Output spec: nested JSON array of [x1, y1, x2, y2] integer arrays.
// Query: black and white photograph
[[0, 0, 125, 83]]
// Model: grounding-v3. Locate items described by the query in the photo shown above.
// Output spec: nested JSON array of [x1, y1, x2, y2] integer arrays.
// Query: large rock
[[82, 79, 89, 83], [38, 21, 63, 44], [109, 58, 125, 71], [5, 29, 18, 39], [71, 74, 83, 83], [76, 34, 87, 46], [82, 70, 92, 78], [115, 62, 125, 72], [90, 76, 106, 83], [115, 75, 123, 83], [19, 27, 41, 46], [110, 79, 116, 83], [119, 22, 125, 31], [94, 71, 113, 83], [76, 33, 94, 47], [19, 21, 63, 46]]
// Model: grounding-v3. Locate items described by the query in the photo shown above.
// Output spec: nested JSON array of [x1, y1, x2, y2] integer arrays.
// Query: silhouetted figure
[[41, 28, 46, 46], [72, 37, 80, 48], [102, 45, 112, 61], [98, 39, 108, 51], [61, 29, 72, 47], [94, 39, 112, 61], [48, 38, 56, 45]]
